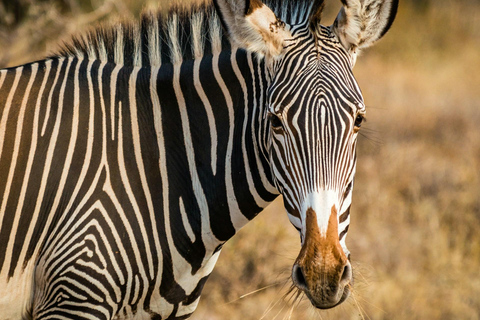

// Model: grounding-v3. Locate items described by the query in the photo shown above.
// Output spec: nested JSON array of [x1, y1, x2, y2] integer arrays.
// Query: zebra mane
[[54, 0, 314, 68]]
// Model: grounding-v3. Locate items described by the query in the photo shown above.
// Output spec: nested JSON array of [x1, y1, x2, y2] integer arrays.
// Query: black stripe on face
[[339, 224, 349, 241], [339, 205, 350, 224]]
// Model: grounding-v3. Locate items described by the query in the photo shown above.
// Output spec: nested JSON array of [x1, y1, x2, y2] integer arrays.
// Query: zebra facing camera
[[0, 0, 398, 318]]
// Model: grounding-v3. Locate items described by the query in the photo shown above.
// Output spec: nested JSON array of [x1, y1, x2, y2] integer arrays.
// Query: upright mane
[[54, 0, 314, 68]]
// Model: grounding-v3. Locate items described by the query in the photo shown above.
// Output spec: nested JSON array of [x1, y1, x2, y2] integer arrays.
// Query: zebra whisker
[[226, 281, 285, 305]]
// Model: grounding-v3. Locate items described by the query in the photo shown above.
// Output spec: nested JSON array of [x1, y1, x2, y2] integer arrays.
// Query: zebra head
[[214, 0, 398, 309]]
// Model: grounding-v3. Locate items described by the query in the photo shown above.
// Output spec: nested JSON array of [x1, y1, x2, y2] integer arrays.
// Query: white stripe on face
[[300, 190, 338, 241]]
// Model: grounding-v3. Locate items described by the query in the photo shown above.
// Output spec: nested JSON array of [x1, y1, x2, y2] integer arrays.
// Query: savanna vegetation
[[1, 0, 479, 319]]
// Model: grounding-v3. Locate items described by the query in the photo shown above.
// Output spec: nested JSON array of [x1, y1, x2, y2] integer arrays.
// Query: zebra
[[0, 0, 398, 318]]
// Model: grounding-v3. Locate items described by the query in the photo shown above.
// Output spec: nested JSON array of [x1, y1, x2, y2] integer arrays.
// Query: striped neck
[[149, 46, 278, 252]]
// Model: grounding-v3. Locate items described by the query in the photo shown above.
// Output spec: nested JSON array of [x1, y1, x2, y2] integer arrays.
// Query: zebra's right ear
[[332, 0, 399, 54], [213, 0, 291, 58]]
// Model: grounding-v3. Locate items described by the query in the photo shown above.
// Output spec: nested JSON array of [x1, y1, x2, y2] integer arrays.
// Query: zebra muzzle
[[292, 207, 352, 309]]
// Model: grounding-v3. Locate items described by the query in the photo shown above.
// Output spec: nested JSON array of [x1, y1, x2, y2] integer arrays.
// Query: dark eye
[[269, 113, 283, 129], [354, 114, 364, 130]]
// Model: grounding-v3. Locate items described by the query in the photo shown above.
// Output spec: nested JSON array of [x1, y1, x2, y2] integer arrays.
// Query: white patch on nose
[[301, 190, 338, 238]]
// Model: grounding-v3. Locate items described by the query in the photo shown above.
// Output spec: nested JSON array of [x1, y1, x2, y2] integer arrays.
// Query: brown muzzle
[[292, 206, 352, 309]]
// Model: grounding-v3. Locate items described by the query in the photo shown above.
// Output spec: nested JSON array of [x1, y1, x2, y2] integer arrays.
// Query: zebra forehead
[[52, 0, 333, 68]]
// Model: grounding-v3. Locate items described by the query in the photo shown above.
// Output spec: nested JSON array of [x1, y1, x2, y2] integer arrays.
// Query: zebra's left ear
[[213, 0, 291, 58], [332, 0, 399, 54]]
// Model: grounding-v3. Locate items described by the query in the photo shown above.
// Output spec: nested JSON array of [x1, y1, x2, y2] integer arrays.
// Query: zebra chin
[[291, 205, 353, 309]]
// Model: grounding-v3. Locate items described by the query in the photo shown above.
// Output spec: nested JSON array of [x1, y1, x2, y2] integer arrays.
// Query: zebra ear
[[213, 0, 291, 58], [332, 0, 399, 53]]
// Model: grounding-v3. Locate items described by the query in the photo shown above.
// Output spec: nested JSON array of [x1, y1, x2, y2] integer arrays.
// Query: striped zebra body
[[0, 51, 275, 319], [0, 0, 398, 318]]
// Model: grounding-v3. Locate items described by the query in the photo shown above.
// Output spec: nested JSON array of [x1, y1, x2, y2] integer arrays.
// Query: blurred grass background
[[1, 0, 479, 319]]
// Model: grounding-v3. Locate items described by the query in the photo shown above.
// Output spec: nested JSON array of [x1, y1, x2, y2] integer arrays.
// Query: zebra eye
[[269, 113, 283, 129], [354, 114, 364, 129]]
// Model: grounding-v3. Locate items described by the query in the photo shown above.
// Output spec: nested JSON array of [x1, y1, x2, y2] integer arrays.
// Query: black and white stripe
[[267, 25, 363, 239], [0, 0, 393, 318]]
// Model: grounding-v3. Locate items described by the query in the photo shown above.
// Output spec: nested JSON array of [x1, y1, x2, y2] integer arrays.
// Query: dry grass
[[1, 1, 479, 319]]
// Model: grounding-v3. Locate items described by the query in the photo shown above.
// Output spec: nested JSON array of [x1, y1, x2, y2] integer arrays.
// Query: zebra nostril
[[293, 264, 307, 289], [340, 262, 352, 284]]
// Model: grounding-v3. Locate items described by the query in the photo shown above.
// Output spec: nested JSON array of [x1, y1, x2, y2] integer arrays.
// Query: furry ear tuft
[[213, 0, 291, 58], [332, 0, 399, 54]]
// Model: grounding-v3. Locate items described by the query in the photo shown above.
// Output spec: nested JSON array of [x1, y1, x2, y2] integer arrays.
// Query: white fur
[[332, 0, 397, 55], [0, 259, 36, 319], [301, 190, 338, 239], [98, 38, 108, 62], [209, 11, 223, 54], [167, 14, 183, 65], [147, 14, 162, 67], [132, 24, 142, 67], [114, 25, 124, 66], [191, 11, 205, 59], [86, 41, 97, 60], [215, 1, 291, 59]]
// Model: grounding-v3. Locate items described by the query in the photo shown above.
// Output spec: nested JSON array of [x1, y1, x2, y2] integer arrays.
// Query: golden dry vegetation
[[1, 0, 479, 319]]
